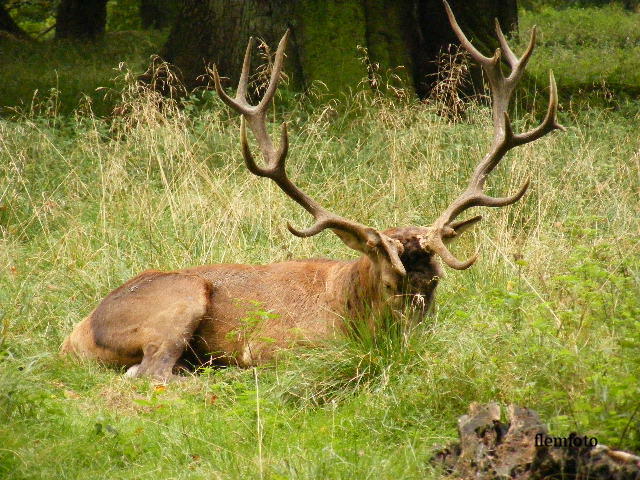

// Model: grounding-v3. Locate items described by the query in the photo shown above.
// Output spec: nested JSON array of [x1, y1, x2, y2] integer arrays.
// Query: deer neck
[[326, 255, 384, 322]]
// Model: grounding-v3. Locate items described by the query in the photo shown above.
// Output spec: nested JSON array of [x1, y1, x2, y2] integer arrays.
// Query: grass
[[0, 30, 165, 117], [1, 4, 640, 480], [516, 4, 640, 103]]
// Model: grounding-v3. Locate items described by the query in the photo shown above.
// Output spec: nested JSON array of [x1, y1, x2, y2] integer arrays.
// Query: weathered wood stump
[[433, 403, 640, 479]]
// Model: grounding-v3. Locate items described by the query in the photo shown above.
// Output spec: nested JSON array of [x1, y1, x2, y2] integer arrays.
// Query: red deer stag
[[61, 2, 564, 380]]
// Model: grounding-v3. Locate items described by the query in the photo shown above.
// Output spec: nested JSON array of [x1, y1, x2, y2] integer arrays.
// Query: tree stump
[[433, 403, 640, 479]]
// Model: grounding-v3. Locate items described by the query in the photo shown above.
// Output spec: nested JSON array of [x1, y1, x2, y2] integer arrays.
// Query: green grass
[[1, 83, 639, 478], [1, 4, 640, 480], [516, 4, 640, 103], [0, 30, 165, 117]]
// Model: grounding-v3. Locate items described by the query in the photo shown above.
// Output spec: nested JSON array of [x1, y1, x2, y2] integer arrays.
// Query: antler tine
[[512, 26, 537, 79], [423, 2, 565, 270], [429, 236, 479, 271], [213, 30, 291, 118], [495, 18, 518, 68], [240, 116, 288, 176], [212, 38, 254, 115], [442, 0, 497, 67], [257, 30, 290, 113], [222, 31, 377, 247], [236, 36, 254, 103], [511, 71, 567, 146], [495, 18, 537, 78], [478, 177, 530, 207]]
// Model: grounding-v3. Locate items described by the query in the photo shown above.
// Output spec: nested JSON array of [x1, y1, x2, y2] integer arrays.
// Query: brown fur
[[60, 226, 458, 380]]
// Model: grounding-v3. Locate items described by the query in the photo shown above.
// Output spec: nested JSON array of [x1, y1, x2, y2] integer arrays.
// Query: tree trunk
[[140, 0, 178, 29], [55, 0, 108, 40], [0, 1, 31, 40], [160, 0, 518, 97]]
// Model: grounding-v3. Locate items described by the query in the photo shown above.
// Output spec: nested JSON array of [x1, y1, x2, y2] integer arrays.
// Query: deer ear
[[443, 215, 483, 242], [331, 228, 372, 253], [331, 229, 406, 276], [378, 235, 406, 276]]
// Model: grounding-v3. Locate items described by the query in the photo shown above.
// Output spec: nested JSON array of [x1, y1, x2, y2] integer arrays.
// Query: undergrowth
[[0, 29, 165, 117], [516, 4, 640, 105]]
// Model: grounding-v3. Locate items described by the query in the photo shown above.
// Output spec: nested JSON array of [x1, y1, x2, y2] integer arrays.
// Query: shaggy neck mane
[[328, 255, 382, 320]]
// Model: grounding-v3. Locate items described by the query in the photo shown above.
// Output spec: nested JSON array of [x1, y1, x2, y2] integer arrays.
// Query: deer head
[[212, 1, 564, 316]]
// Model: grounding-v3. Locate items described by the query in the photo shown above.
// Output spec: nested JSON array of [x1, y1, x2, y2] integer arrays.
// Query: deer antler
[[212, 31, 403, 270], [423, 1, 566, 270]]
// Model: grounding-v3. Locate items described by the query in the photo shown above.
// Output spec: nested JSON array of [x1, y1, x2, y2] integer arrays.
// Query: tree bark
[[160, 0, 518, 97], [140, 0, 178, 29], [55, 0, 108, 40]]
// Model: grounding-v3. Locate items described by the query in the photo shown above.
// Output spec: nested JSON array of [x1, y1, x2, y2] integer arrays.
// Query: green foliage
[[228, 301, 280, 346], [4, 0, 56, 37], [107, 0, 142, 31], [521, 0, 639, 10], [549, 244, 640, 448], [5, 0, 156, 36]]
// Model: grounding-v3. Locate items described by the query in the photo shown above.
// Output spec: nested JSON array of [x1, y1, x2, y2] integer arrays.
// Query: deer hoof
[[125, 364, 141, 378]]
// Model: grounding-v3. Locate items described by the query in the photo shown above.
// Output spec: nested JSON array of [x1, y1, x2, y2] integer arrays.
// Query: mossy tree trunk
[[160, 0, 517, 97], [140, 0, 179, 29], [55, 0, 108, 40]]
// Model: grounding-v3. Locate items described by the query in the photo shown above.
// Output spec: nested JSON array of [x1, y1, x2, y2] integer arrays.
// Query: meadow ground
[[1, 4, 639, 479]]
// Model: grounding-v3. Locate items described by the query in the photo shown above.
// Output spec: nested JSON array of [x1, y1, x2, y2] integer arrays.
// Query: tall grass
[[1, 65, 638, 478]]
